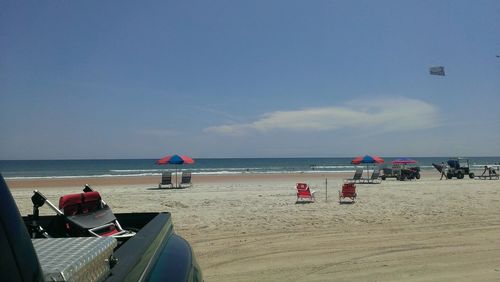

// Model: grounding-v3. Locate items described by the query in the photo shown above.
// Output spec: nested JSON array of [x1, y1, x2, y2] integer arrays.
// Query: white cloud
[[204, 97, 440, 135]]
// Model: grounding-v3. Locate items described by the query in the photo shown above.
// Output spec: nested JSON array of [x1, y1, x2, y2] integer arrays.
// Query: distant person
[[83, 184, 92, 192], [440, 162, 447, 180], [481, 166, 489, 176], [491, 166, 498, 176]]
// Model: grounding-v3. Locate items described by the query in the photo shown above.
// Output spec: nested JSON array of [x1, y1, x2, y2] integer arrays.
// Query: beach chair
[[475, 174, 500, 180], [180, 172, 192, 187], [345, 167, 363, 183], [295, 183, 315, 203], [475, 167, 500, 180], [339, 182, 356, 203], [357, 168, 382, 184], [367, 168, 382, 184], [159, 172, 173, 188], [31, 188, 135, 239]]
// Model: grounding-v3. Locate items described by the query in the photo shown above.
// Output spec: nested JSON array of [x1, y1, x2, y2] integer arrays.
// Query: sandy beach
[[7, 172, 500, 281]]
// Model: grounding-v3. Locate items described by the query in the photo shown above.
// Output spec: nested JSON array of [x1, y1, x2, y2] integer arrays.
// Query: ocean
[[1, 157, 500, 180]]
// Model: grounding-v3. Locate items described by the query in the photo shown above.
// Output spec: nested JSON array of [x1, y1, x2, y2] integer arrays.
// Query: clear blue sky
[[1, 1, 499, 159]]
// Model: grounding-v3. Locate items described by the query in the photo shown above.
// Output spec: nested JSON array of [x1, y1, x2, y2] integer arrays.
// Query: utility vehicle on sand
[[446, 158, 475, 179]]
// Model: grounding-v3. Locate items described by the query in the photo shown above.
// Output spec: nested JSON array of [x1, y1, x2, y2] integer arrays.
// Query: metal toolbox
[[32, 237, 117, 282]]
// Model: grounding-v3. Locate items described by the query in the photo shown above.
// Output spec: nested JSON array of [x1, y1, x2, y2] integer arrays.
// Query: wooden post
[[325, 178, 328, 202]]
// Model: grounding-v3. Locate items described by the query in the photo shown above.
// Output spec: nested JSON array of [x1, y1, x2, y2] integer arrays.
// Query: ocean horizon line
[[2, 155, 500, 161]]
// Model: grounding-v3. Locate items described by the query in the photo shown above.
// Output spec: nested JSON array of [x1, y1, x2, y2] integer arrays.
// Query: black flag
[[429, 66, 445, 76]]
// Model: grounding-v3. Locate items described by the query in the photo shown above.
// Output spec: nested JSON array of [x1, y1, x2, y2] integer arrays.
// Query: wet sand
[[7, 172, 500, 281]]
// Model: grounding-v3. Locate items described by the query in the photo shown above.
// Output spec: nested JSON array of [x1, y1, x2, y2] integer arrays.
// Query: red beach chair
[[296, 183, 315, 203], [59, 191, 102, 216], [339, 182, 357, 203], [31, 187, 135, 239], [58, 190, 134, 238]]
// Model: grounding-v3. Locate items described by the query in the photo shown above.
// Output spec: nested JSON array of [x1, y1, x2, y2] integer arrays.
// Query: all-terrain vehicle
[[446, 158, 475, 179], [381, 165, 421, 181], [399, 166, 421, 181]]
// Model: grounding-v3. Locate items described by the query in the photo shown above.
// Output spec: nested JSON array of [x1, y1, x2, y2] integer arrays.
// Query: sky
[[1, 1, 499, 159]]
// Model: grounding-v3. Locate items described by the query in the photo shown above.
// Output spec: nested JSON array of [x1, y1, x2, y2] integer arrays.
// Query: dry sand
[[7, 172, 500, 281]]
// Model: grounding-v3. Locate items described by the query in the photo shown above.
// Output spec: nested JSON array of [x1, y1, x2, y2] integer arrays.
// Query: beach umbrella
[[156, 154, 195, 187], [156, 155, 194, 165], [351, 155, 384, 165], [351, 155, 384, 178], [391, 158, 417, 165]]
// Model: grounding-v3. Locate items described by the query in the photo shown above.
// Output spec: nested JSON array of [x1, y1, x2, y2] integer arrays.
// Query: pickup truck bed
[[0, 175, 202, 282]]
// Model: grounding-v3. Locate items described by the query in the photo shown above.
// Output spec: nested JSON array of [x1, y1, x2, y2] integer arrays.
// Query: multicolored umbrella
[[351, 155, 384, 178], [351, 155, 384, 165], [391, 158, 417, 165], [156, 154, 195, 187], [156, 155, 194, 165]]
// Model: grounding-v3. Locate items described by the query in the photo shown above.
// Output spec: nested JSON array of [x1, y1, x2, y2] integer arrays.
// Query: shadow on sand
[[339, 201, 355, 205], [146, 186, 189, 191], [295, 201, 315, 204]]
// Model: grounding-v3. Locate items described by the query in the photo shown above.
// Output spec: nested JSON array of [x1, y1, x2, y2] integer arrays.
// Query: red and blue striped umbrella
[[351, 155, 384, 179], [156, 154, 195, 165], [351, 155, 384, 165], [156, 154, 194, 187]]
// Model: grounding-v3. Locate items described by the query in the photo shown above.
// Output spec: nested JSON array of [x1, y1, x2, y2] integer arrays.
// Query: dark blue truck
[[0, 174, 202, 282]]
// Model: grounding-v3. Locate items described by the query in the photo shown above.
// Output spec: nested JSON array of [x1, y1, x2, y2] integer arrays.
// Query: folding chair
[[295, 183, 315, 203], [158, 172, 173, 188], [339, 182, 357, 203], [180, 172, 192, 187], [345, 167, 363, 183], [32, 188, 135, 240], [366, 168, 382, 184]]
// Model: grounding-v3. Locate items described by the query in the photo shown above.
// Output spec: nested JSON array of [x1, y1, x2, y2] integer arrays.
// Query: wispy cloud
[[195, 107, 244, 123], [204, 97, 440, 135], [138, 129, 178, 137]]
